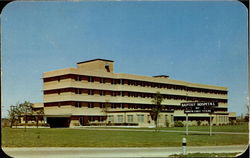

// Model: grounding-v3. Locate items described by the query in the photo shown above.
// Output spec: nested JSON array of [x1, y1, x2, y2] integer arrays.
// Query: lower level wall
[[43, 113, 234, 128]]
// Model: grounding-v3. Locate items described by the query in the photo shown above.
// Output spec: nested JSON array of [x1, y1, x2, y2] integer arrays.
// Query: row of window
[[107, 114, 174, 123], [216, 115, 229, 123], [107, 115, 145, 123], [43, 74, 227, 95], [44, 101, 227, 112], [44, 88, 228, 103]]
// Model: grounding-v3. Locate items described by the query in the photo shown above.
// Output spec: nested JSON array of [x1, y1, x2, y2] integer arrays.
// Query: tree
[[7, 101, 33, 129], [151, 92, 164, 132], [34, 109, 44, 128], [19, 101, 33, 131], [18, 101, 33, 114], [102, 99, 111, 114], [102, 99, 111, 125], [8, 105, 19, 128], [245, 103, 249, 122]]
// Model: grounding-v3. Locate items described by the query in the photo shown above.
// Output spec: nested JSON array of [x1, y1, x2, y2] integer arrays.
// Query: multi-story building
[[42, 59, 235, 128]]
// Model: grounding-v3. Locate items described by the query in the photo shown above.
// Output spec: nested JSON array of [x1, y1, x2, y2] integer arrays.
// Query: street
[[3, 145, 248, 158]]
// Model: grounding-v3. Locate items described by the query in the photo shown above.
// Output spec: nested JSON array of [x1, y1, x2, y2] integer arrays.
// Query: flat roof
[[77, 59, 114, 64]]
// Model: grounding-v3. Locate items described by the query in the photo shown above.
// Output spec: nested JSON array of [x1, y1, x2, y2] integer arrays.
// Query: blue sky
[[1, 1, 248, 117]]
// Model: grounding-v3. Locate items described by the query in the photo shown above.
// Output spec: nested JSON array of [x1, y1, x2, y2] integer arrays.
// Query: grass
[[165, 123, 249, 133], [99, 122, 249, 133], [169, 152, 241, 157], [2, 126, 249, 147]]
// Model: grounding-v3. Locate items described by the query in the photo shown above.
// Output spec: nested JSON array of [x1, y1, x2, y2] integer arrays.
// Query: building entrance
[[47, 117, 70, 128]]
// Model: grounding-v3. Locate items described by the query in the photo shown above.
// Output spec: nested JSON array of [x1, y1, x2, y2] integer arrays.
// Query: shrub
[[17, 123, 49, 127], [73, 122, 80, 126], [197, 121, 201, 126], [174, 121, 184, 127]]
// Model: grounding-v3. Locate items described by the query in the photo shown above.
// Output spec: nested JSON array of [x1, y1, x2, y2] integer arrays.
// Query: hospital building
[[36, 59, 236, 127]]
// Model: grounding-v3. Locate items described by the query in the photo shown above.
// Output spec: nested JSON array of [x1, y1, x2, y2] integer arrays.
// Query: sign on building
[[181, 102, 217, 113]]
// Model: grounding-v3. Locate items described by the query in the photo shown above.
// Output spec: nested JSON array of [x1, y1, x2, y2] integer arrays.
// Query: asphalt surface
[[3, 145, 248, 158]]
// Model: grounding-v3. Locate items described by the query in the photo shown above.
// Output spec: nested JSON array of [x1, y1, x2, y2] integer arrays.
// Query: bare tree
[[151, 92, 164, 132]]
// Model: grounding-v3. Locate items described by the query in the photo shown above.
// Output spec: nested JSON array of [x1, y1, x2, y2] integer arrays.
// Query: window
[[75, 102, 82, 108], [75, 89, 82, 94], [135, 81, 138, 86], [117, 115, 123, 123], [100, 78, 105, 83], [88, 90, 94, 95], [116, 80, 121, 84], [88, 76, 94, 82], [137, 115, 144, 123], [100, 90, 105, 96], [116, 104, 122, 108], [75, 75, 81, 81], [111, 103, 116, 109], [88, 103, 94, 108], [100, 103, 105, 108], [127, 115, 134, 123], [108, 115, 114, 123]]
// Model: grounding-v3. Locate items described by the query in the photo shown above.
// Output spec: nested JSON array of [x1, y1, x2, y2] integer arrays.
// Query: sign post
[[186, 113, 188, 135], [181, 102, 216, 136], [210, 115, 212, 136]]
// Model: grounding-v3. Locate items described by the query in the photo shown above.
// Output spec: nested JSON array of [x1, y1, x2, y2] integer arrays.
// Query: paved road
[[3, 145, 248, 158], [74, 127, 249, 135]]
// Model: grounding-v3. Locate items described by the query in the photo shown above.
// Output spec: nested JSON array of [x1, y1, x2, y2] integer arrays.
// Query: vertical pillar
[[43, 116, 47, 123]]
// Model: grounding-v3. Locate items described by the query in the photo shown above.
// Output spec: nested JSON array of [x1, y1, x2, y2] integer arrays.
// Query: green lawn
[[89, 122, 249, 133], [2, 126, 249, 147], [169, 152, 241, 157], [163, 123, 249, 133]]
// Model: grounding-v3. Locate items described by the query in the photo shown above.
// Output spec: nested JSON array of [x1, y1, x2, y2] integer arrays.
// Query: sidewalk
[[3, 145, 248, 158]]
